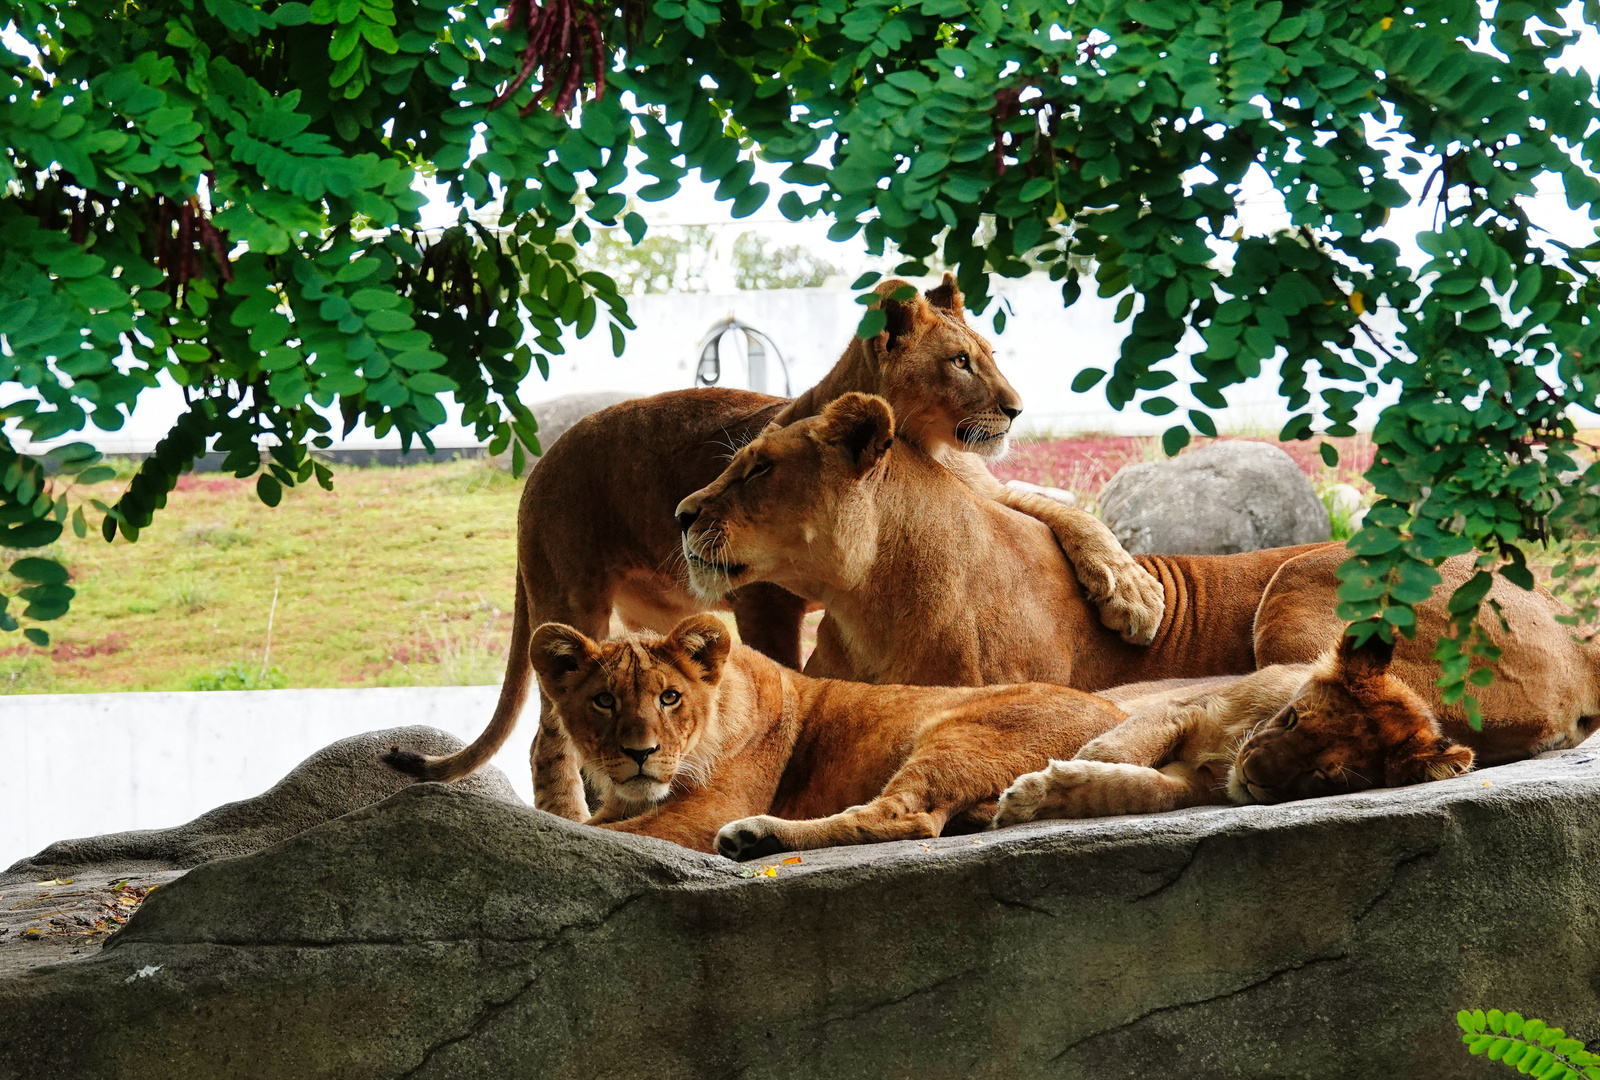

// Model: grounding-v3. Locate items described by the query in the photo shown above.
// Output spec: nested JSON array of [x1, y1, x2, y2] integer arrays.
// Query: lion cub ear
[[819, 392, 895, 474], [666, 614, 732, 685], [1386, 736, 1475, 788], [530, 623, 602, 694], [870, 277, 932, 357], [924, 271, 964, 317], [1336, 629, 1395, 690]]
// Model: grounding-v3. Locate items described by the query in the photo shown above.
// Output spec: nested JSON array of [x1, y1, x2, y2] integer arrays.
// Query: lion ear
[[871, 277, 931, 358], [924, 271, 964, 317], [1337, 629, 1395, 687], [819, 392, 895, 474], [666, 614, 732, 684], [1386, 736, 1474, 787], [530, 623, 601, 694]]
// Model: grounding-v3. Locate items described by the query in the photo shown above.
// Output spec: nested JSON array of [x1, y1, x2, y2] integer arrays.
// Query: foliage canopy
[[2, 0, 1598, 714]]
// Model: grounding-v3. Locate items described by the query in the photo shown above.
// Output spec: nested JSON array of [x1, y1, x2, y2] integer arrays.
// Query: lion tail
[[383, 574, 535, 783]]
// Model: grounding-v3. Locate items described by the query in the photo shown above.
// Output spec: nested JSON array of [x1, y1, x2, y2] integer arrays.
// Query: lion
[[990, 633, 1482, 827], [382, 614, 1127, 856], [436, 276, 1165, 820], [673, 392, 1600, 741]]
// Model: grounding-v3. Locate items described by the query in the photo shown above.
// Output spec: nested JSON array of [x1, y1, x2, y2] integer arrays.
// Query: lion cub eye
[[659, 688, 681, 707], [951, 351, 971, 371], [1282, 708, 1299, 730], [593, 692, 616, 710]]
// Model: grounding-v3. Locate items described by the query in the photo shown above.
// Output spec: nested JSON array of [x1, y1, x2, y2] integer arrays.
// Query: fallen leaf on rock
[[761, 866, 778, 878], [781, 856, 802, 866]]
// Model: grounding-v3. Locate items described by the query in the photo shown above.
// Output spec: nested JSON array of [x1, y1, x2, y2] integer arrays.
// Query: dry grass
[[0, 457, 523, 693]]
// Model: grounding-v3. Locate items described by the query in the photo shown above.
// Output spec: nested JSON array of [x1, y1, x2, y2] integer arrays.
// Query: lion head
[[842, 274, 1022, 459], [674, 392, 896, 600], [529, 614, 732, 810], [1227, 634, 1475, 804]]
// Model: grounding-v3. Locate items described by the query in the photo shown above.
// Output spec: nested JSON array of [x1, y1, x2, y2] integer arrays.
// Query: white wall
[[1, 686, 534, 871]]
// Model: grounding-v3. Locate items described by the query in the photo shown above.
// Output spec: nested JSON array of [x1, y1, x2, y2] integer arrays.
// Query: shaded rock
[[495, 392, 641, 468], [1, 726, 519, 885], [3, 747, 1598, 1079], [1099, 440, 1331, 555]]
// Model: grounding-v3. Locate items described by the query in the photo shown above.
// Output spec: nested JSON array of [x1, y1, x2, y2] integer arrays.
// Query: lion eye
[[951, 351, 971, 371], [593, 692, 616, 710], [1282, 708, 1298, 730], [659, 688, 681, 706], [743, 461, 771, 483]]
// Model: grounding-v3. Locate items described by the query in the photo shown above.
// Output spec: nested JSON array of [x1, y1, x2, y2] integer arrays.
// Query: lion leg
[[716, 697, 1086, 859], [997, 488, 1166, 646], [728, 582, 812, 671], [993, 760, 1217, 827], [715, 793, 943, 862], [527, 570, 611, 821]]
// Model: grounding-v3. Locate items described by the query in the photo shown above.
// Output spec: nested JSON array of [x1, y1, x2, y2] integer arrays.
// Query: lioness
[[384, 614, 1126, 856], [991, 633, 1481, 827], [448, 277, 1164, 820], [674, 392, 1600, 743]]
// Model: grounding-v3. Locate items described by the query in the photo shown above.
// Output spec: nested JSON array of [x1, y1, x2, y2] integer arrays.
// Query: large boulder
[[1098, 440, 1331, 555], [3, 744, 1598, 1079], [2, 725, 519, 885]]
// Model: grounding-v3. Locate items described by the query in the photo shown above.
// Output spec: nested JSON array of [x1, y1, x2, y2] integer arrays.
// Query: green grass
[[0, 457, 525, 694]]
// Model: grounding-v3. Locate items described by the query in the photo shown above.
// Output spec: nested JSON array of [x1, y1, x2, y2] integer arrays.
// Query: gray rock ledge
[[2, 749, 1597, 1079]]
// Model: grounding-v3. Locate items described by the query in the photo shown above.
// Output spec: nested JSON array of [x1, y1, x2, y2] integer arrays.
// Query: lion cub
[[389, 614, 1126, 858], [992, 634, 1477, 827]]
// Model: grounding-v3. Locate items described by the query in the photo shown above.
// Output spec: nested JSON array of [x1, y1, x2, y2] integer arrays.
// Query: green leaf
[[1071, 368, 1106, 393], [856, 308, 887, 338], [1320, 442, 1339, 467], [257, 474, 283, 507], [9, 557, 68, 585], [1162, 425, 1190, 457], [851, 272, 883, 290], [23, 628, 49, 646]]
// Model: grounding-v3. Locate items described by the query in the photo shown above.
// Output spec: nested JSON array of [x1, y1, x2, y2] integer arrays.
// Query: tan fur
[[992, 635, 1481, 826], [416, 614, 1127, 856], [405, 277, 1163, 820], [675, 392, 1600, 748], [675, 392, 1329, 691]]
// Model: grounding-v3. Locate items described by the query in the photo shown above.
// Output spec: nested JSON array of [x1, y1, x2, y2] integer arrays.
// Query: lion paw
[[715, 816, 791, 862], [994, 760, 1129, 826], [992, 767, 1056, 828], [1087, 556, 1165, 647]]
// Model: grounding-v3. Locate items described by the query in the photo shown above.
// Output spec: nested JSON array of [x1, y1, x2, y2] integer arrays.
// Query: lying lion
[[387, 614, 1128, 856], [444, 278, 1163, 819], [673, 392, 1600, 754], [992, 633, 1479, 828]]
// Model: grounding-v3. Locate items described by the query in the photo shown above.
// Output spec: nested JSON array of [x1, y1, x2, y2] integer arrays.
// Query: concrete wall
[[0, 686, 533, 870]]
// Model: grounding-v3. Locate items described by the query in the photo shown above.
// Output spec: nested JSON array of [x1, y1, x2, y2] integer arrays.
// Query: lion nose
[[675, 507, 700, 533], [1000, 403, 1022, 421], [622, 745, 660, 767]]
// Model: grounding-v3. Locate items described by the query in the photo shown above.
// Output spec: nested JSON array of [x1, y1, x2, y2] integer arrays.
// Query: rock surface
[[1, 725, 519, 885], [1099, 440, 1331, 555], [4, 744, 1598, 1079]]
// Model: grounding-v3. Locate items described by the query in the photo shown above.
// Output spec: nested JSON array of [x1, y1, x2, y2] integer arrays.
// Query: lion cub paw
[[994, 760, 1130, 826], [715, 816, 792, 862]]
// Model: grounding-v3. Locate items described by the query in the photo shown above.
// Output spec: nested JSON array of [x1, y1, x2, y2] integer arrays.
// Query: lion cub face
[[674, 393, 893, 600], [530, 615, 731, 809], [1228, 634, 1474, 804], [869, 275, 1022, 459]]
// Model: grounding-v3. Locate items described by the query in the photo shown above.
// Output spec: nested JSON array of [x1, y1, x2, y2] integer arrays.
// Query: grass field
[[0, 457, 524, 695]]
